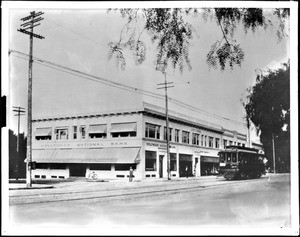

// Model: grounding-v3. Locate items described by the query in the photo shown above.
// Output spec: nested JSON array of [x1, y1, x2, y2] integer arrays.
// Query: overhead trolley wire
[[44, 17, 221, 101], [9, 49, 248, 127]]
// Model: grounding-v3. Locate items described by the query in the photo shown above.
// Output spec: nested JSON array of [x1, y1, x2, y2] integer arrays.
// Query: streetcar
[[218, 146, 265, 180]]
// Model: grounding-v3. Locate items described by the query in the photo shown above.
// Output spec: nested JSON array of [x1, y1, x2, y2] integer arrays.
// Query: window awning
[[35, 128, 52, 136], [88, 124, 107, 133], [32, 147, 141, 164], [201, 156, 219, 163], [110, 123, 137, 133]]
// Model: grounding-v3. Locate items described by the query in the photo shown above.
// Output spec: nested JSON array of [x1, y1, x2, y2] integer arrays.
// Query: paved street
[[7, 173, 293, 234]]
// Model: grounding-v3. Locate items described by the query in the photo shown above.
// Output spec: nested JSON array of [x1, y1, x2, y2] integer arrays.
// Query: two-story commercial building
[[31, 102, 248, 180]]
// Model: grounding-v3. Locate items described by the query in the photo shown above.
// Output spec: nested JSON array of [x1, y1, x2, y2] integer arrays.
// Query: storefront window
[[115, 164, 136, 171], [170, 153, 177, 171], [182, 131, 190, 144], [145, 123, 160, 139], [50, 163, 66, 169], [145, 150, 157, 171], [90, 164, 111, 170]]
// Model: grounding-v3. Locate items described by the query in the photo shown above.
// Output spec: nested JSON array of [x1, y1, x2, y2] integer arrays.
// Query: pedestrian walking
[[129, 167, 133, 182], [185, 166, 189, 178]]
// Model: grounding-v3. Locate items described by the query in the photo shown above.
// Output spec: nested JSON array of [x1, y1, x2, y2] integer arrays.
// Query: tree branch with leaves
[[107, 8, 289, 74]]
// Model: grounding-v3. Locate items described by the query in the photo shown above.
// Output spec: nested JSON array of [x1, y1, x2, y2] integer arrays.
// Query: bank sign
[[33, 139, 142, 149]]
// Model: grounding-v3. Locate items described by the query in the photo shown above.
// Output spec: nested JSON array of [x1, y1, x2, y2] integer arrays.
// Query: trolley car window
[[232, 153, 237, 163], [226, 153, 231, 162], [219, 153, 225, 162]]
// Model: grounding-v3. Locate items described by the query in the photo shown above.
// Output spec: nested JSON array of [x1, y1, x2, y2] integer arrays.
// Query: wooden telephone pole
[[13, 106, 25, 180], [18, 11, 44, 188], [157, 74, 174, 180]]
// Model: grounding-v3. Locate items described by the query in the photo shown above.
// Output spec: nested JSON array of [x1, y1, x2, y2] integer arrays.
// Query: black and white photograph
[[1, 1, 298, 236]]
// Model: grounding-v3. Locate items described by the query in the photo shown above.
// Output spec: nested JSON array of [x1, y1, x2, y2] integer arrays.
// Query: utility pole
[[12, 106, 25, 180], [271, 106, 276, 174], [246, 117, 251, 148], [157, 73, 174, 180], [18, 11, 44, 188], [272, 133, 276, 174]]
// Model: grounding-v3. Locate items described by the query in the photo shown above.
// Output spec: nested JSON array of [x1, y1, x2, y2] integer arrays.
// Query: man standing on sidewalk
[[129, 167, 134, 182], [185, 166, 189, 178]]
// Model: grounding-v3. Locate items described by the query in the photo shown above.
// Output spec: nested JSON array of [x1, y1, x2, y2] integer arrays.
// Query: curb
[[9, 185, 54, 190]]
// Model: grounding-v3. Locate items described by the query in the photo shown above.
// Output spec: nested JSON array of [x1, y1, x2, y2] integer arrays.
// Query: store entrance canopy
[[32, 147, 141, 164]]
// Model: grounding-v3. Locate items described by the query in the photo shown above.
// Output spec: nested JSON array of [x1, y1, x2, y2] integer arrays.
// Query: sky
[[2, 1, 294, 144]]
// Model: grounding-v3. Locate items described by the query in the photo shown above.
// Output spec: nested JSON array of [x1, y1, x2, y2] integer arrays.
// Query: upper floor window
[[192, 133, 199, 145], [201, 134, 204, 146], [80, 125, 86, 139], [215, 138, 220, 148], [111, 122, 137, 138], [182, 131, 190, 144], [145, 123, 160, 139], [223, 139, 227, 148], [163, 127, 172, 141], [175, 129, 180, 142], [73, 126, 77, 139], [55, 127, 68, 140], [204, 135, 207, 147], [208, 136, 214, 148], [35, 127, 52, 140], [89, 124, 107, 139]]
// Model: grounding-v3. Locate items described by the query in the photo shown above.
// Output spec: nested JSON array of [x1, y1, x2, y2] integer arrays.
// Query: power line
[[9, 49, 247, 127], [43, 17, 223, 101]]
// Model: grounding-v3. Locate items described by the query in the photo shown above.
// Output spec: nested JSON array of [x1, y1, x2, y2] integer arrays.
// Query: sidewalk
[[8, 175, 219, 190]]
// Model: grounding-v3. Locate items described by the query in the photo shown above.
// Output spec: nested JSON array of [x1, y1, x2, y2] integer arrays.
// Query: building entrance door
[[159, 155, 164, 178], [69, 164, 86, 177]]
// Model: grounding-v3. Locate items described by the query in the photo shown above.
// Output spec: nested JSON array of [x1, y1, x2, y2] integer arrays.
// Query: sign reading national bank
[[33, 139, 142, 149]]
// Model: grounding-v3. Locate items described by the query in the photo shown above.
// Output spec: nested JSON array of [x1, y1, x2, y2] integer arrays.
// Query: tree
[[243, 61, 290, 172], [9, 129, 27, 179], [107, 8, 289, 73]]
